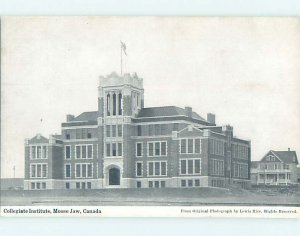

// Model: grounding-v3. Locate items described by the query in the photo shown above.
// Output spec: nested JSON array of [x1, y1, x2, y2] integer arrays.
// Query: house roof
[[137, 106, 206, 121], [73, 111, 98, 122], [272, 150, 298, 164]]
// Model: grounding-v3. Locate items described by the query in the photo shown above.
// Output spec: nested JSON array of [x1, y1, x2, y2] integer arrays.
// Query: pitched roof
[[272, 150, 298, 164], [137, 106, 206, 121], [73, 111, 98, 122]]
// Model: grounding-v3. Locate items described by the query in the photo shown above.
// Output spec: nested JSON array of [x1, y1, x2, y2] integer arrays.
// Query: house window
[[181, 180, 186, 187], [195, 139, 201, 154], [87, 132, 92, 139], [106, 125, 111, 137], [65, 164, 71, 178], [118, 143, 122, 156], [154, 181, 159, 188], [65, 146, 71, 159], [31, 182, 35, 190], [180, 139, 186, 154], [147, 141, 167, 157], [137, 125, 142, 136], [66, 134, 70, 139], [112, 143, 117, 156], [113, 93, 117, 116], [107, 94, 111, 116], [136, 143, 143, 157], [118, 93, 122, 115], [136, 162, 143, 177], [118, 125, 122, 137], [137, 181, 142, 188], [148, 143, 154, 156], [188, 180, 193, 187], [42, 146, 47, 159], [30, 164, 48, 178], [149, 181, 153, 188], [180, 159, 201, 175], [37, 146, 41, 159], [195, 179, 200, 187], [147, 161, 167, 176], [75, 145, 93, 159], [76, 182, 80, 189], [66, 182, 70, 189], [75, 163, 93, 178], [106, 143, 111, 156], [112, 125, 117, 137], [87, 182, 92, 189], [42, 182, 46, 189], [36, 182, 41, 189], [212, 159, 224, 176], [187, 139, 193, 153]]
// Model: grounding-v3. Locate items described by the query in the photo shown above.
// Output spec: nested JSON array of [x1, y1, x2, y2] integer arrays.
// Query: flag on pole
[[121, 41, 127, 56]]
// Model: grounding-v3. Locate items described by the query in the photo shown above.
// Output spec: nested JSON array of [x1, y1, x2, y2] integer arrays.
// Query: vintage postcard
[[1, 16, 299, 218]]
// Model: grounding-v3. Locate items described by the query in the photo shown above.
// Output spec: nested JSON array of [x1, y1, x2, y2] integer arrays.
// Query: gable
[[261, 151, 281, 162], [29, 134, 49, 144], [177, 126, 204, 138]]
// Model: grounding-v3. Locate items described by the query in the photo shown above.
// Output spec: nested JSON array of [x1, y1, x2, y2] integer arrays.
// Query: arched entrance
[[109, 167, 120, 185]]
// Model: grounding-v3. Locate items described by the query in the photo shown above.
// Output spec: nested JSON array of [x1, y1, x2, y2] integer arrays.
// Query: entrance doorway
[[109, 167, 120, 185]]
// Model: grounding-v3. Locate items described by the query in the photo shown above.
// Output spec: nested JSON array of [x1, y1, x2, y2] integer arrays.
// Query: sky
[[1, 17, 299, 178]]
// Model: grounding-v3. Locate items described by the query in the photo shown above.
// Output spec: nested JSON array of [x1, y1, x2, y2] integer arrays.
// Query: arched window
[[106, 94, 110, 116], [118, 93, 122, 115], [113, 93, 117, 116]]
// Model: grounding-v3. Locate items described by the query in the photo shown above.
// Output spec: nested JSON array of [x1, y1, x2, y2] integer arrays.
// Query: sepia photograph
[[1, 16, 299, 217]]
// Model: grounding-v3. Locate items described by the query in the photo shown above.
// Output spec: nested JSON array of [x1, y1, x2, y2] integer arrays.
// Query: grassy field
[[1, 186, 300, 206]]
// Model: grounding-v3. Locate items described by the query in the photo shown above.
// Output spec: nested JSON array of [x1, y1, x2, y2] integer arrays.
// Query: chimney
[[207, 113, 215, 124], [66, 114, 75, 122], [185, 106, 193, 118]]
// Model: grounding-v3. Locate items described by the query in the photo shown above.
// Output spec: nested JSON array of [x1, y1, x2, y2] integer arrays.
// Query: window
[[30, 164, 48, 178], [113, 93, 117, 116], [107, 94, 111, 116], [42, 146, 47, 159], [31, 182, 35, 190], [65, 164, 71, 178], [112, 143, 117, 156], [37, 146, 41, 159], [180, 159, 201, 175], [76, 182, 80, 189], [147, 161, 167, 176], [36, 182, 41, 189], [136, 162, 143, 177], [212, 159, 224, 176], [65, 146, 71, 159], [106, 142, 122, 157], [181, 180, 186, 187], [180, 139, 187, 154], [87, 182, 92, 189], [161, 181, 166, 188], [30, 145, 48, 159], [112, 125, 117, 137], [87, 132, 92, 139], [180, 139, 202, 154], [75, 163, 93, 178], [137, 125, 142, 136], [66, 182, 70, 189], [106, 125, 111, 137], [137, 181, 142, 188], [31, 146, 36, 159], [148, 141, 167, 157], [75, 145, 93, 159], [148, 143, 154, 156], [195, 179, 200, 187], [66, 134, 70, 139], [154, 181, 159, 188], [42, 182, 46, 189], [188, 139, 193, 153], [118, 143, 122, 156], [136, 143, 143, 157], [233, 162, 248, 178], [188, 180, 193, 187], [118, 125, 122, 137], [118, 93, 122, 115], [149, 181, 153, 188], [210, 139, 225, 156]]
